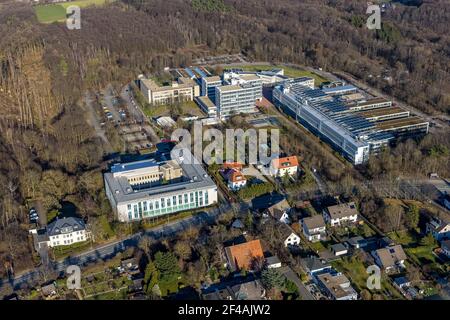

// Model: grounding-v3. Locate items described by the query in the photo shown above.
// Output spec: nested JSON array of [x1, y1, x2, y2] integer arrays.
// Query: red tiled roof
[[223, 162, 243, 170], [229, 170, 246, 183], [272, 156, 299, 169], [226, 240, 264, 271]]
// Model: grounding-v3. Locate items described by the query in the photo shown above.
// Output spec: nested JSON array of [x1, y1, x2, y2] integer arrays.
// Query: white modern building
[[139, 76, 199, 104], [273, 80, 371, 165], [215, 73, 263, 118], [200, 76, 222, 104], [104, 149, 218, 222]]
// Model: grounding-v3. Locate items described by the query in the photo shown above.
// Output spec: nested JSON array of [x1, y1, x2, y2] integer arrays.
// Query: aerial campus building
[[139, 76, 200, 105], [273, 79, 429, 165], [200, 75, 222, 104], [104, 145, 218, 222], [215, 72, 263, 118]]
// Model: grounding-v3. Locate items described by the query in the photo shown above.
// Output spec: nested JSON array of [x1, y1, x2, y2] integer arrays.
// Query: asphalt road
[[0, 202, 231, 294]]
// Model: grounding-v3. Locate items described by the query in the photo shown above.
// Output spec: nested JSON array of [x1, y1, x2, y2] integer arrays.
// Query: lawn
[[35, 0, 114, 24], [226, 65, 328, 86], [53, 240, 92, 260], [388, 230, 447, 275], [34, 5, 66, 23], [159, 276, 185, 296], [332, 257, 404, 300]]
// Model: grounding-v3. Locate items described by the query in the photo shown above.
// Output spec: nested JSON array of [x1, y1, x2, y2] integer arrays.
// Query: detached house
[[266, 199, 291, 224], [224, 239, 264, 272], [221, 162, 247, 191], [225, 169, 247, 191], [32, 216, 90, 249], [316, 271, 358, 300], [323, 202, 359, 227], [301, 215, 326, 242], [269, 156, 298, 177], [426, 217, 450, 241], [441, 239, 450, 258], [372, 245, 407, 272], [277, 223, 301, 247]]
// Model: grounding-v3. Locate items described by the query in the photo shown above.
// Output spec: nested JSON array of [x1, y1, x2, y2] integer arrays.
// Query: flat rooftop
[[141, 77, 194, 92], [376, 116, 428, 130], [105, 152, 216, 204], [358, 107, 409, 119], [196, 96, 216, 109], [111, 159, 159, 174], [239, 74, 260, 81], [203, 75, 221, 82], [357, 97, 391, 107], [322, 85, 356, 94], [217, 84, 243, 92]]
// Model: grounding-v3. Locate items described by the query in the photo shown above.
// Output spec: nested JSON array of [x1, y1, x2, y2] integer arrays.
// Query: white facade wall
[[284, 233, 301, 247], [48, 230, 87, 248], [115, 186, 218, 222]]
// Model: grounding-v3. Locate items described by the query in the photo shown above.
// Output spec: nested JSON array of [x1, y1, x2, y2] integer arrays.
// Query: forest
[[0, 0, 449, 277]]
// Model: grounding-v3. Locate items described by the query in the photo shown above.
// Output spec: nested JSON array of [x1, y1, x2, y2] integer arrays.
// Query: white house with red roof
[[221, 162, 248, 191], [269, 156, 299, 177]]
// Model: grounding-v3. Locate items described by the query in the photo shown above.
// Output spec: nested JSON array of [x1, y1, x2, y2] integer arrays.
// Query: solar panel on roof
[[194, 67, 207, 78], [185, 68, 196, 78]]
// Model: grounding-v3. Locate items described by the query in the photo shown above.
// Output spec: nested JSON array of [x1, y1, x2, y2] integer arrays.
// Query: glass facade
[[124, 189, 212, 221]]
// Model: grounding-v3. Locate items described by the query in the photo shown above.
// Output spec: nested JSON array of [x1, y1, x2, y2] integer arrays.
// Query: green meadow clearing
[[34, 0, 114, 23]]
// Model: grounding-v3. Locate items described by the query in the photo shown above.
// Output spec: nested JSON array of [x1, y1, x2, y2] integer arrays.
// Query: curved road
[[0, 202, 231, 294]]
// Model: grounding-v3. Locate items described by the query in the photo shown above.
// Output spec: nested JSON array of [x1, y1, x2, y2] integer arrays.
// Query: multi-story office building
[[104, 149, 218, 222], [196, 96, 217, 118], [215, 73, 263, 118], [139, 76, 200, 104], [273, 81, 373, 164], [273, 79, 429, 164], [200, 76, 222, 104]]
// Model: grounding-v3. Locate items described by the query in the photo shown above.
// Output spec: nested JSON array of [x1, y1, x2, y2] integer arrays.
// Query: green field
[[225, 65, 328, 86], [35, 0, 114, 24]]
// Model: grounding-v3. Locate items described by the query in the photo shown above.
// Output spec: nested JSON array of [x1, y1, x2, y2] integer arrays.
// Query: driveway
[[279, 266, 315, 300]]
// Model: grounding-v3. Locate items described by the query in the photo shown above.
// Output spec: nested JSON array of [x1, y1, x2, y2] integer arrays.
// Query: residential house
[[223, 161, 243, 171], [266, 199, 291, 224], [346, 236, 367, 249], [426, 217, 450, 241], [120, 257, 139, 274], [301, 215, 326, 242], [41, 283, 57, 298], [269, 156, 299, 177], [316, 271, 358, 300], [330, 243, 348, 256], [393, 276, 418, 299], [202, 278, 266, 300], [221, 168, 247, 191], [441, 239, 450, 258], [323, 202, 358, 227], [372, 245, 407, 272], [393, 277, 411, 290], [224, 239, 264, 272], [231, 219, 245, 229], [231, 280, 266, 300], [277, 223, 301, 247], [301, 257, 332, 276], [34, 216, 89, 249], [265, 256, 282, 269]]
